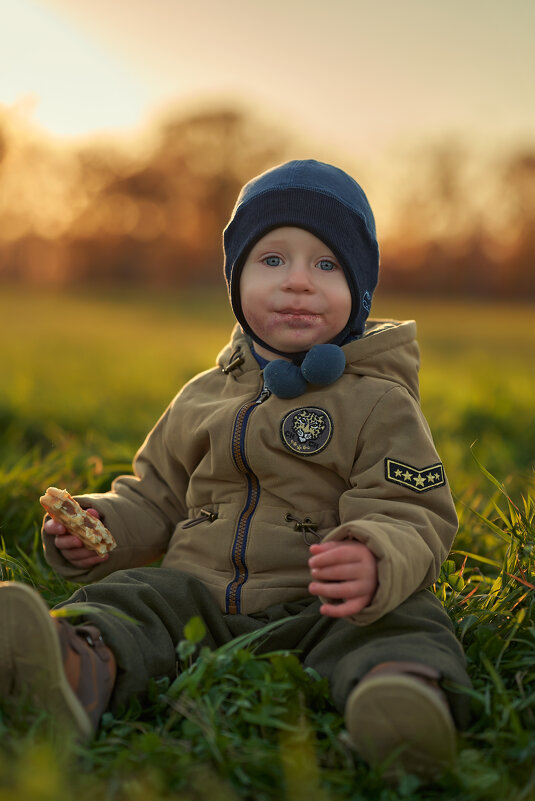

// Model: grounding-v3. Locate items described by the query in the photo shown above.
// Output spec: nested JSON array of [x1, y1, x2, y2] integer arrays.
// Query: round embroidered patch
[[280, 407, 333, 456]]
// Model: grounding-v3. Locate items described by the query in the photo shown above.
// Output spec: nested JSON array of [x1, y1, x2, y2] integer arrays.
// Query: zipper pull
[[257, 386, 271, 404]]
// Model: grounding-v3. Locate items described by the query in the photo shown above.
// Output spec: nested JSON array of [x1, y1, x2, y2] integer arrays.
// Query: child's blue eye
[[317, 259, 337, 271], [263, 256, 283, 267]]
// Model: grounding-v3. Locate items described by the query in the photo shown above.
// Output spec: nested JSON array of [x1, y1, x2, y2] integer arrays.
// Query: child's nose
[[281, 261, 314, 291]]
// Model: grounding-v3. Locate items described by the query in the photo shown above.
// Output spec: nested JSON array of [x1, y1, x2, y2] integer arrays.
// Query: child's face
[[239, 227, 352, 360]]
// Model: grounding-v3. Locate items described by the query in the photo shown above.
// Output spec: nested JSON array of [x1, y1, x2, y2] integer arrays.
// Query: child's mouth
[[274, 310, 320, 327]]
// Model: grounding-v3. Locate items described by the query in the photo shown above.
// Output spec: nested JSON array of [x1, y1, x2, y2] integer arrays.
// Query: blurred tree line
[[379, 141, 535, 298], [0, 103, 533, 297]]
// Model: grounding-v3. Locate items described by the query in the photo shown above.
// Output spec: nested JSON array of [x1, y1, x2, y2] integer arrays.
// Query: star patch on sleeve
[[384, 458, 446, 493]]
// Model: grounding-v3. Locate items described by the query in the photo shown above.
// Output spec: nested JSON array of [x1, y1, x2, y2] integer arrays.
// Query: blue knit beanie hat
[[223, 159, 379, 361]]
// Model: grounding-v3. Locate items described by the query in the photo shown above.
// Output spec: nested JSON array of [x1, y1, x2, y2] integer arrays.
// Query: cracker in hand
[[40, 487, 117, 556]]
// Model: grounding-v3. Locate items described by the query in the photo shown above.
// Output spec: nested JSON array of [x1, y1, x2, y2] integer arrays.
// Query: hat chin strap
[[250, 338, 308, 366], [245, 320, 354, 366]]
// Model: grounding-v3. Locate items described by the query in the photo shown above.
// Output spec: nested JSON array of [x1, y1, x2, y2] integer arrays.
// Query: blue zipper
[[225, 386, 270, 613]]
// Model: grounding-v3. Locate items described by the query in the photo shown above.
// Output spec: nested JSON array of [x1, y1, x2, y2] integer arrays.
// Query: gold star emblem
[[385, 458, 446, 493]]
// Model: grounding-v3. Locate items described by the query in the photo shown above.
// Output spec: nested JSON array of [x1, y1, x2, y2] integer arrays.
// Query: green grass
[[0, 287, 534, 800]]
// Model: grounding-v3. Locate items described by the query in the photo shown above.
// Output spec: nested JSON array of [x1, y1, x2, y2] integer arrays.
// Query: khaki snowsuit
[[44, 320, 470, 720]]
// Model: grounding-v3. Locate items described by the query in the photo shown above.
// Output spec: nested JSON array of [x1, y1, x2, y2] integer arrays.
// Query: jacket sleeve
[[42, 405, 190, 583], [322, 385, 458, 625]]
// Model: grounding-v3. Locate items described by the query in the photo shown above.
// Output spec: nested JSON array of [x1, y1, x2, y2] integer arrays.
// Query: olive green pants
[[56, 567, 471, 727]]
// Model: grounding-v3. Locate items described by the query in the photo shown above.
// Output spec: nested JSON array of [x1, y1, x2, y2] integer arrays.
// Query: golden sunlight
[[0, 0, 151, 139]]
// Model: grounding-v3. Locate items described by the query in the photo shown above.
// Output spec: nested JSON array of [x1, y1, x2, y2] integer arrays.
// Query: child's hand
[[44, 508, 110, 568], [308, 540, 378, 618]]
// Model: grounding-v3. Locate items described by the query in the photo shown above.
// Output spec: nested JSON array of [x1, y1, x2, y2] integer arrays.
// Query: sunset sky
[[1, 0, 533, 165]]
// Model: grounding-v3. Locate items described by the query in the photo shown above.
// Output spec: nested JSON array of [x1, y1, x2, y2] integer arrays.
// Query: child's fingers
[[318, 596, 370, 618], [308, 578, 362, 599], [44, 516, 67, 536], [309, 541, 343, 554], [54, 534, 85, 551], [309, 562, 362, 581], [308, 541, 370, 569], [66, 552, 109, 568], [55, 534, 109, 567]]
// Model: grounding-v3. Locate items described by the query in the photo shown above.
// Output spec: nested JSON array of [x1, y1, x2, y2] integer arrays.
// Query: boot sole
[[345, 674, 456, 782], [0, 582, 92, 740]]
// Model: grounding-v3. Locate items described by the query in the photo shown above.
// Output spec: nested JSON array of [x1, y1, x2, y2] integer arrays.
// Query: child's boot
[[0, 581, 116, 739], [345, 661, 456, 782]]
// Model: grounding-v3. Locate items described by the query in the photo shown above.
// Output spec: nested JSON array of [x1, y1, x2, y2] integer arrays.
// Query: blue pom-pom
[[263, 360, 308, 399], [301, 344, 346, 386]]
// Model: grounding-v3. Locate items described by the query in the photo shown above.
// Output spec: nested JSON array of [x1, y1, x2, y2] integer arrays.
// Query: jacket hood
[[217, 319, 420, 402], [342, 319, 420, 400]]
